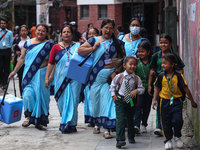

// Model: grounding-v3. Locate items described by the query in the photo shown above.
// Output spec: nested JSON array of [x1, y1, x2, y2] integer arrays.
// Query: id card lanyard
[[0, 30, 6, 40], [102, 36, 112, 65], [129, 33, 138, 56], [124, 76, 135, 107], [63, 42, 72, 66], [166, 71, 175, 105], [0, 30, 6, 47]]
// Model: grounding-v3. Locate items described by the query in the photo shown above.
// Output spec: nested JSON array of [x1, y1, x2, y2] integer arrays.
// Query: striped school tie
[[124, 77, 131, 103]]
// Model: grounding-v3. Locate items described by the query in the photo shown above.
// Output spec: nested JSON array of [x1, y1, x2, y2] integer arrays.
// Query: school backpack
[[153, 51, 181, 71], [117, 73, 139, 105]]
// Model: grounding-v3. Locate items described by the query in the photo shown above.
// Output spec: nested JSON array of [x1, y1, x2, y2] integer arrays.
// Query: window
[[81, 5, 89, 19], [99, 5, 107, 20]]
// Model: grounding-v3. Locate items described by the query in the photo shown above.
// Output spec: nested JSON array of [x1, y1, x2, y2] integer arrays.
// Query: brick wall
[[179, 0, 200, 146], [77, 4, 122, 35]]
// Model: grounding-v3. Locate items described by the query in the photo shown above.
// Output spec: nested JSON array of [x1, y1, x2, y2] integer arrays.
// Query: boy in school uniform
[[110, 56, 145, 148]]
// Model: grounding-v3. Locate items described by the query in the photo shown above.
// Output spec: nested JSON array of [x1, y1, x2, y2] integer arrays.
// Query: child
[[109, 56, 145, 148], [152, 54, 197, 150], [148, 35, 185, 136], [134, 41, 153, 134]]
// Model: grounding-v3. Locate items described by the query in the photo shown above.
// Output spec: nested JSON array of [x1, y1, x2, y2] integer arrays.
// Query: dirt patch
[[182, 108, 200, 150]]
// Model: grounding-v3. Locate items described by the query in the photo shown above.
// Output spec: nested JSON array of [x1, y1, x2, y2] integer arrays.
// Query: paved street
[[0, 78, 199, 150]]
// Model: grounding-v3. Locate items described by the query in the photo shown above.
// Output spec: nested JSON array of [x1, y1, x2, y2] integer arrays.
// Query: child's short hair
[[123, 56, 139, 64], [162, 53, 178, 70]]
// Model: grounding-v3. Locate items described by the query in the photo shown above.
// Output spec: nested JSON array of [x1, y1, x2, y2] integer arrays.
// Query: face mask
[[130, 26, 140, 35]]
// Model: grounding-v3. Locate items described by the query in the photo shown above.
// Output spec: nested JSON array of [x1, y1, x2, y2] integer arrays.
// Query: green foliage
[[16, 6, 26, 20], [0, 8, 12, 22], [0, 0, 12, 22]]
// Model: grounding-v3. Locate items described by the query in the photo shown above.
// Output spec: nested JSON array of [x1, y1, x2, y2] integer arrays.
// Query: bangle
[[45, 78, 49, 80]]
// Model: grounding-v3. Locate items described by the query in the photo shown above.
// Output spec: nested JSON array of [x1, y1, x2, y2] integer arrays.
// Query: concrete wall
[[179, 0, 200, 145]]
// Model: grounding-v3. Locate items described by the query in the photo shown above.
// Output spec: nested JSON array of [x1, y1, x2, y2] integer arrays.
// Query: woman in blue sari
[[45, 25, 82, 133], [78, 19, 125, 139], [118, 17, 149, 56], [84, 27, 99, 127], [9, 24, 54, 129]]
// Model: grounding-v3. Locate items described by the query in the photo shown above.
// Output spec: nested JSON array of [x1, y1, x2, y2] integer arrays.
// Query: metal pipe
[[159, 0, 162, 38], [131, 0, 133, 18], [142, 0, 144, 27]]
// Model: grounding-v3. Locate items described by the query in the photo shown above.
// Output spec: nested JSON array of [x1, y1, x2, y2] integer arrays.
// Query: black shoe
[[116, 140, 126, 148], [64, 126, 77, 133], [128, 138, 135, 143]]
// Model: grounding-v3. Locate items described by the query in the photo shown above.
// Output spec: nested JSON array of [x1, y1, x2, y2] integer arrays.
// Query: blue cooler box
[[0, 94, 23, 124], [66, 52, 93, 84]]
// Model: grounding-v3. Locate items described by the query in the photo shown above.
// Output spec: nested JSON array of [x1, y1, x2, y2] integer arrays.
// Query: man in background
[[0, 17, 13, 89], [30, 23, 36, 38]]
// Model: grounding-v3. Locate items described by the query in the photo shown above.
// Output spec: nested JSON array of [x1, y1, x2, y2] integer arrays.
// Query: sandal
[[93, 125, 100, 134], [22, 117, 30, 127], [103, 130, 112, 139]]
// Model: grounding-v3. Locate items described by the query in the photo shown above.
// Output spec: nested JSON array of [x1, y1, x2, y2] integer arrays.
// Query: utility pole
[[12, 0, 15, 30]]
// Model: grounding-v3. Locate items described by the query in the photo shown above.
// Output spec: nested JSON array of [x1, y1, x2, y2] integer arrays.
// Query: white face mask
[[130, 26, 140, 35]]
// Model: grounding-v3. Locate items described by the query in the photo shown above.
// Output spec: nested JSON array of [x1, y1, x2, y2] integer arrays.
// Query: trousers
[[160, 98, 183, 143], [116, 94, 136, 141], [135, 90, 153, 128], [0, 48, 11, 85]]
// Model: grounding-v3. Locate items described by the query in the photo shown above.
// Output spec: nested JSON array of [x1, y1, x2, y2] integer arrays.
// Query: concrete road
[[0, 78, 199, 150]]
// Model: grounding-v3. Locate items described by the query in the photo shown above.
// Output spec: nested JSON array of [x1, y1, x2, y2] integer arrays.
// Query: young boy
[[110, 56, 145, 148]]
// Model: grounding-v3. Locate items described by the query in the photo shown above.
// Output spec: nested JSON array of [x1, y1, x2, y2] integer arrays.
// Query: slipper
[[22, 118, 30, 127], [103, 130, 112, 139], [93, 125, 100, 134]]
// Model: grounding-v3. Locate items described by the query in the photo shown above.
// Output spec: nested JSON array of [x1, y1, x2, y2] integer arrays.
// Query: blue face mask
[[130, 26, 140, 35]]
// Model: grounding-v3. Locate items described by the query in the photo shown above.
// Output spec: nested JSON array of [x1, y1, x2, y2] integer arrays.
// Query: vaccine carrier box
[[66, 51, 93, 84], [0, 94, 23, 124]]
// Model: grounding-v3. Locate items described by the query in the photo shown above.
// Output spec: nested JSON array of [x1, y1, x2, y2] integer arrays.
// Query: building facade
[[77, 0, 165, 47]]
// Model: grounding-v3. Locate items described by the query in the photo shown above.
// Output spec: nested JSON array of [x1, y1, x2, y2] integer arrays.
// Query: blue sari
[[118, 34, 148, 56], [22, 39, 53, 127], [54, 43, 82, 133], [85, 37, 124, 130], [84, 85, 94, 126]]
